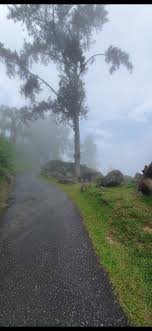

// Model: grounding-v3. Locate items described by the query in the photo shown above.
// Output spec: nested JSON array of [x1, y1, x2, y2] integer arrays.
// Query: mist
[[16, 116, 74, 171], [0, 6, 151, 326], [0, 105, 99, 174], [0, 4, 152, 177]]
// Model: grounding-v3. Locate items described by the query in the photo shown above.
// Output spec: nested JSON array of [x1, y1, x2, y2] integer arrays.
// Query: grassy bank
[[0, 178, 12, 216], [0, 137, 15, 178], [0, 137, 15, 215], [45, 177, 152, 327]]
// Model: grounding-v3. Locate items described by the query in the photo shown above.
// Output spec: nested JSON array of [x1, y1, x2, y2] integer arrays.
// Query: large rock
[[138, 177, 152, 195], [138, 162, 152, 195], [133, 172, 143, 183], [101, 170, 124, 187], [142, 162, 152, 178]]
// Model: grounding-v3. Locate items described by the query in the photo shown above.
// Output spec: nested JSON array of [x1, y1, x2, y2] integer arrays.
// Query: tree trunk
[[10, 126, 17, 143], [1, 127, 6, 137], [72, 63, 81, 179], [73, 113, 80, 178]]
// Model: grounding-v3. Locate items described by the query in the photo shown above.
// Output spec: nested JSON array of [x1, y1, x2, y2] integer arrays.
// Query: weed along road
[[0, 173, 128, 326]]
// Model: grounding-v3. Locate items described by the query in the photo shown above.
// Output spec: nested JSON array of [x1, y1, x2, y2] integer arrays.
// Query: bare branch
[[79, 53, 105, 75], [0, 43, 58, 96], [84, 53, 105, 67], [27, 71, 58, 96]]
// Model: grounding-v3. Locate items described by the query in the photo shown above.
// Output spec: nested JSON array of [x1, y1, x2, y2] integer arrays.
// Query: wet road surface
[[0, 173, 128, 326]]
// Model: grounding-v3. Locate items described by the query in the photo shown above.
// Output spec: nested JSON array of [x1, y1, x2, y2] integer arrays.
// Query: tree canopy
[[0, 5, 133, 176]]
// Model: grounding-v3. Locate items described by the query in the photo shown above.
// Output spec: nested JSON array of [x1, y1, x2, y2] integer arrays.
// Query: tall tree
[[0, 5, 133, 177], [0, 105, 30, 143]]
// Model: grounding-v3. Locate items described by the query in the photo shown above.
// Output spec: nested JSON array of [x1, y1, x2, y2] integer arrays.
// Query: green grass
[[0, 137, 16, 216], [0, 137, 15, 179], [44, 177, 152, 327], [0, 178, 11, 216]]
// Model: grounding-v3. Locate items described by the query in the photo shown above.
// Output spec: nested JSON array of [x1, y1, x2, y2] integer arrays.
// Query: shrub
[[0, 137, 15, 179]]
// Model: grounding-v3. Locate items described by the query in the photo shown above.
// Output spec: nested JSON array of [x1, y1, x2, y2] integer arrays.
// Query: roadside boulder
[[142, 162, 152, 178], [133, 172, 143, 183], [101, 170, 124, 187], [138, 177, 152, 195], [138, 162, 152, 195]]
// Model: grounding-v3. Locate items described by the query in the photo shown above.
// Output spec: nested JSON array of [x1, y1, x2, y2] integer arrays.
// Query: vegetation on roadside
[[45, 176, 152, 327], [0, 136, 15, 178], [0, 136, 15, 214], [0, 180, 11, 217]]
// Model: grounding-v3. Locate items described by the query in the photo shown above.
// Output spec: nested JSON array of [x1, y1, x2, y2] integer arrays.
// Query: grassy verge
[[44, 177, 152, 327], [0, 137, 15, 178], [0, 177, 12, 216], [0, 137, 16, 216]]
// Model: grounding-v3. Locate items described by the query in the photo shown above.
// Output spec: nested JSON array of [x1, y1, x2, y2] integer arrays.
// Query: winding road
[[0, 173, 128, 326]]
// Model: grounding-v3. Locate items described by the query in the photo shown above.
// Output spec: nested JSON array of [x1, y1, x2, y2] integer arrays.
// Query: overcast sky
[[0, 4, 152, 175]]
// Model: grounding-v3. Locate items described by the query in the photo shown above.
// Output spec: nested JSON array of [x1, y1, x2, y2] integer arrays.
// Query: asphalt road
[[0, 173, 128, 326]]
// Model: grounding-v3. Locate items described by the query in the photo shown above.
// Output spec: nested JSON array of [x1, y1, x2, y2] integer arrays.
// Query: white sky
[[0, 4, 152, 175]]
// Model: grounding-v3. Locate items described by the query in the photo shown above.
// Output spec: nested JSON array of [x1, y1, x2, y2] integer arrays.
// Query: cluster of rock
[[138, 163, 152, 195], [41, 160, 101, 183], [96, 164, 152, 195], [41, 161, 135, 187], [41, 159, 152, 194]]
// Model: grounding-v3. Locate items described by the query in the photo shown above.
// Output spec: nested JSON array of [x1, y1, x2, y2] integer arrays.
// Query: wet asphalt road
[[0, 173, 128, 326]]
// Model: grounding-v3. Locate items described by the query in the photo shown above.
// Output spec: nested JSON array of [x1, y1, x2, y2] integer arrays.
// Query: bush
[[0, 137, 15, 179]]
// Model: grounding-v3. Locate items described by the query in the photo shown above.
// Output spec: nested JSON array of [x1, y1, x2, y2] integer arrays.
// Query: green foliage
[[105, 45, 133, 74], [0, 137, 15, 178], [52, 74, 88, 123], [0, 105, 31, 143]]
